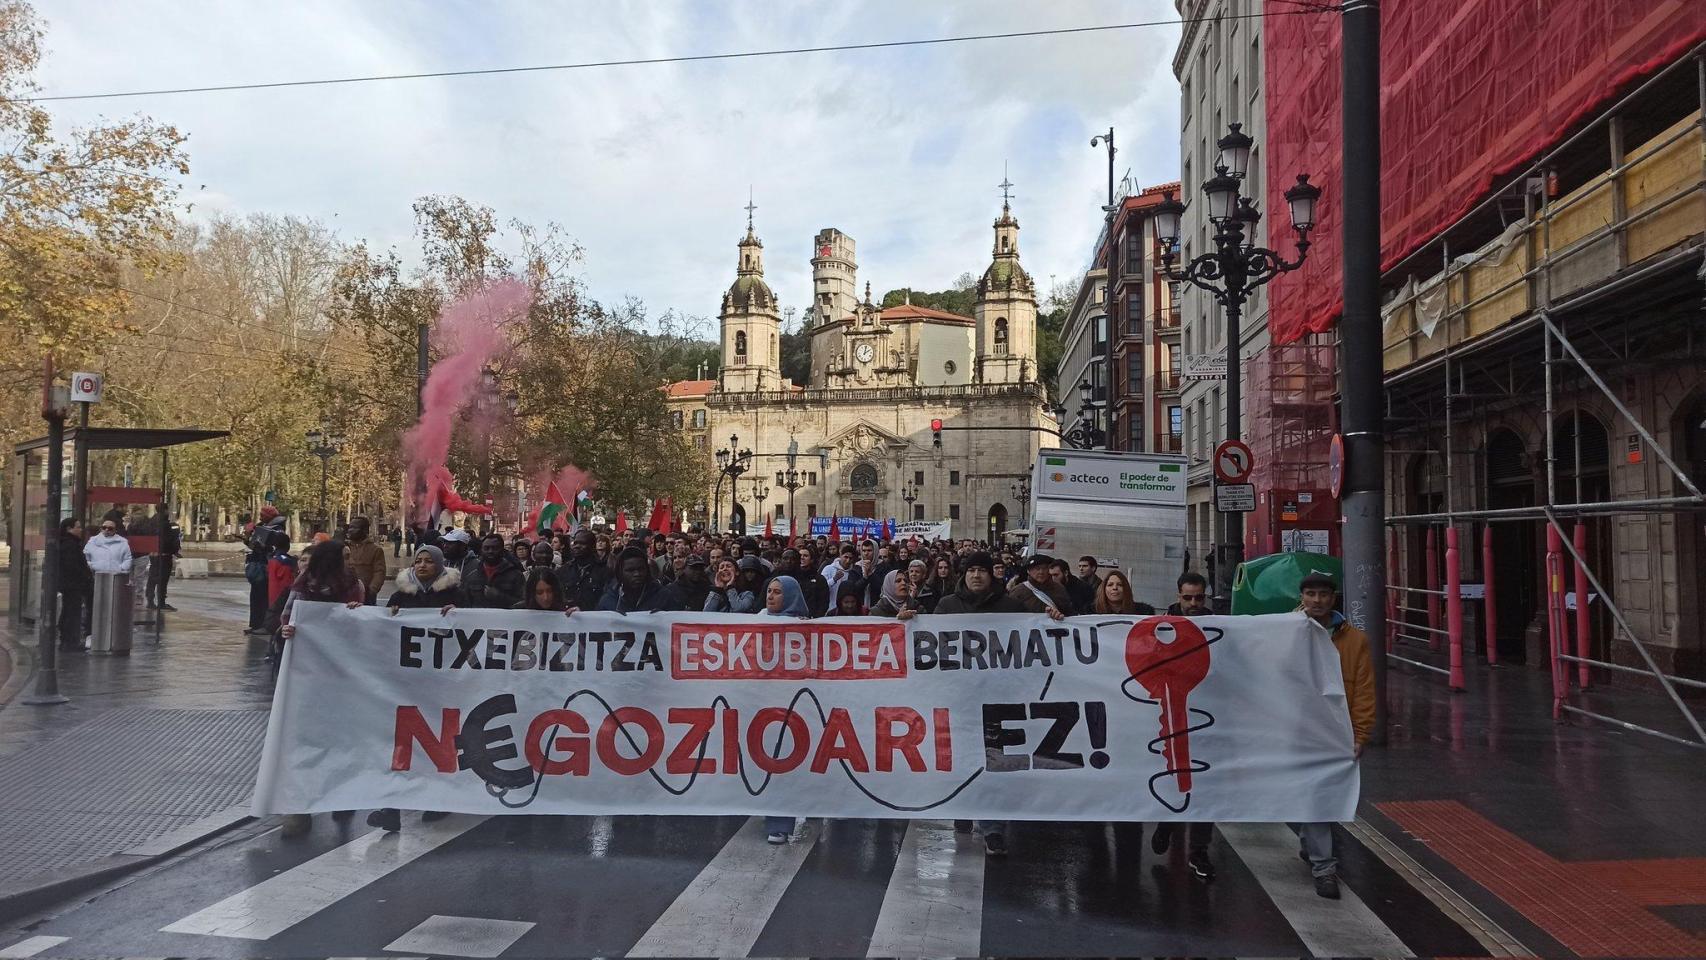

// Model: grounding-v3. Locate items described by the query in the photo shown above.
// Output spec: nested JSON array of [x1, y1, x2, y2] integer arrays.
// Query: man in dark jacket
[[1008, 555, 1074, 617], [658, 555, 712, 611], [57, 517, 92, 651], [147, 518, 182, 611], [245, 506, 286, 635], [599, 547, 666, 612], [461, 534, 526, 608], [556, 529, 609, 613], [932, 552, 1026, 615], [794, 545, 830, 617]]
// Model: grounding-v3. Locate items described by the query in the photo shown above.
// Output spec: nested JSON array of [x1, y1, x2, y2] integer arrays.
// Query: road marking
[[626, 817, 820, 957], [1220, 822, 1410, 957], [384, 915, 535, 957], [866, 819, 983, 957], [160, 815, 484, 940], [0, 936, 70, 958], [1346, 817, 1527, 956]]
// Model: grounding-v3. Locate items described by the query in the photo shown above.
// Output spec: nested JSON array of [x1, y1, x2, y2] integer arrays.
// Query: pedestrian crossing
[[3, 813, 1498, 958]]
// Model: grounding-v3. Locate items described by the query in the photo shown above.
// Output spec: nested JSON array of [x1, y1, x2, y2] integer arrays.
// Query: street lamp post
[[712, 433, 753, 533], [1052, 377, 1107, 450], [1010, 477, 1032, 528], [1152, 122, 1321, 612], [751, 479, 771, 532], [304, 427, 342, 532], [901, 481, 918, 521]]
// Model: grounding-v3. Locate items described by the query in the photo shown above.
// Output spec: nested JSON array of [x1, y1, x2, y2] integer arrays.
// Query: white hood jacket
[[84, 532, 133, 574]]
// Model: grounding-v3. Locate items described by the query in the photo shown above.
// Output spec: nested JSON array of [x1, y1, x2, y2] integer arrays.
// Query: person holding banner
[[918, 556, 955, 614], [1293, 568, 1376, 900], [932, 552, 1023, 616], [1008, 555, 1072, 619], [1092, 571, 1155, 617], [759, 575, 811, 844], [598, 547, 668, 613], [869, 569, 921, 620], [516, 567, 566, 611]]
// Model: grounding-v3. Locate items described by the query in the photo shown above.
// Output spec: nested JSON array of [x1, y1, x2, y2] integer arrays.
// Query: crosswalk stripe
[[0, 936, 69, 958], [160, 815, 484, 940], [1219, 822, 1411, 957], [865, 819, 983, 957], [626, 817, 821, 958]]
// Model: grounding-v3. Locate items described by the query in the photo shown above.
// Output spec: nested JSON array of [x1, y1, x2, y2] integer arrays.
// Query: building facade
[[1173, 0, 1268, 568], [1056, 185, 1183, 456], [669, 201, 1054, 542]]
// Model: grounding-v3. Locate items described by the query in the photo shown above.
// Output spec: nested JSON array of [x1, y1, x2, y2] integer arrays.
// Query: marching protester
[[57, 518, 92, 651], [439, 528, 474, 576], [511, 537, 533, 567], [244, 506, 285, 635], [1056, 557, 1094, 614], [794, 544, 830, 617], [344, 516, 388, 605], [275, 539, 368, 837], [659, 555, 712, 611], [527, 540, 556, 571], [919, 556, 956, 614], [1294, 568, 1376, 899], [1149, 570, 1213, 880], [1008, 555, 1071, 619], [834, 586, 865, 616], [1092, 570, 1155, 616], [462, 534, 526, 608], [556, 530, 609, 613], [869, 569, 921, 619], [759, 574, 809, 845], [517, 566, 566, 611], [599, 546, 667, 612], [704, 555, 765, 613]]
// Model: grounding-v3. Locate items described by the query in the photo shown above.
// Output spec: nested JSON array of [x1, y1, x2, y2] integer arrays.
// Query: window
[[807, 471, 818, 486], [1128, 415, 1143, 449], [1127, 352, 1143, 387], [1126, 292, 1143, 336], [1166, 343, 1179, 376], [913, 504, 925, 521], [671, 411, 684, 429], [1125, 230, 1143, 274], [1093, 314, 1108, 352], [1249, 37, 1260, 97], [949, 504, 961, 520], [993, 318, 1008, 355], [692, 409, 706, 428], [1000, 235, 1010, 252], [914, 470, 924, 486], [734, 331, 747, 357], [949, 470, 961, 486], [1170, 405, 1183, 438], [807, 503, 817, 517], [694, 435, 707, 450], [1090, 358, 1107, 402]]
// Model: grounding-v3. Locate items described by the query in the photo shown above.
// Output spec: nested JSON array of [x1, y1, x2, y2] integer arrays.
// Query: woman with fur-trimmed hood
[[388, 545, 461, 614]]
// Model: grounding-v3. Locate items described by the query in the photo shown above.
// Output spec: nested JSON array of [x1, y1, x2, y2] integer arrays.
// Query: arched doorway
[[1676, 394, 1706, 678], [849, 462, 879, 518], [987, 502, 1008, 544], [1485, 427, 1536, 663]]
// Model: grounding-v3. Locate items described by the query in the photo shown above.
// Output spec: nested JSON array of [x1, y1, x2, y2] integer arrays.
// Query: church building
[[667, 194, 1055, 542]]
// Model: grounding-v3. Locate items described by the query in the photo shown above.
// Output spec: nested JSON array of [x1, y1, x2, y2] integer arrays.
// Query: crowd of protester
[[249, 518, 1373, 900]]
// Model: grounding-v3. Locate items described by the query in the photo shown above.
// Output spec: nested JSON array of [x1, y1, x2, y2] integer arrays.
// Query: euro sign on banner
[[253, 605, 1360, 822]]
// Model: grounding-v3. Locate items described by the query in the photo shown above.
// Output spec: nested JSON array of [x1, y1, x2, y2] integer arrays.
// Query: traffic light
[[931, 418, 943, 449]]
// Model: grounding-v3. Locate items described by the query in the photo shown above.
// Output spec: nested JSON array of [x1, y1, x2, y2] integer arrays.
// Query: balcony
[[1159, 433, 1184, 453], [1157, 305, 1181, 330], [1155, 370, 1181, 393]]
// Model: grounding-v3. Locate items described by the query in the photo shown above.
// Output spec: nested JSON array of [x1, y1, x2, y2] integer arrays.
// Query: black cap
[[963, 551, 995, 573], [1299, 568, 1338, 591], [1026, 554, 1052, 569]]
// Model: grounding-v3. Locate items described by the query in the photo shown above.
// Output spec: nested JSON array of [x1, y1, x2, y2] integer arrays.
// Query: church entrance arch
[[850, 462, 879, 519], [987, 502, 1008, 543]]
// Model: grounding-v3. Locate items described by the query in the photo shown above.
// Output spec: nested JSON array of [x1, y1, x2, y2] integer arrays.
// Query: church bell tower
[[974, 178, 1037, 384], [719, 203, 781, 393]]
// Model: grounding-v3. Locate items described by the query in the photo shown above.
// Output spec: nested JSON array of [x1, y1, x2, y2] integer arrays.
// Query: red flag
[[763, 514, 773, 538], [828, 513, 840, 542], [789, 516, 797, 547], [646, 497, 674, 533], [615, 511, 628, 534], [883, 518, 893, 540]]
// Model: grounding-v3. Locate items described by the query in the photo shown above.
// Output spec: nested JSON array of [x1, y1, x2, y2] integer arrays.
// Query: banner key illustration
[[1124, 618, 1211, 793]]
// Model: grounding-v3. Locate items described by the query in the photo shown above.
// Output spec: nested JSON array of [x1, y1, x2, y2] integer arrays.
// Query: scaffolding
[[1377, 45, 1706, 748], [1247, 340, 1338, 556]]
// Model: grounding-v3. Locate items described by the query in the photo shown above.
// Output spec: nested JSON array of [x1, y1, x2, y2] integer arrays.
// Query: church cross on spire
[[999, 163, 1014, 212], [744, 187, 757, 231]]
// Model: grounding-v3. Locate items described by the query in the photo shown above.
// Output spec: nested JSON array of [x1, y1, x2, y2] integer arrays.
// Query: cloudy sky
[[35, 1, 1183, 332]]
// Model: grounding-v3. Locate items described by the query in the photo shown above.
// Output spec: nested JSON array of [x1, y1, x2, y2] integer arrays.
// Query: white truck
[[1027, 447, 1189, 608]]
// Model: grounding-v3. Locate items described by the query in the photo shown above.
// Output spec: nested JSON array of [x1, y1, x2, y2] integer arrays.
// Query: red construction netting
[[1264, 0, 1706, 345]]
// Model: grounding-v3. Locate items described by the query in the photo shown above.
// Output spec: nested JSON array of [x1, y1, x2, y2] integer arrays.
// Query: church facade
[[667, 200, 1055, 542]]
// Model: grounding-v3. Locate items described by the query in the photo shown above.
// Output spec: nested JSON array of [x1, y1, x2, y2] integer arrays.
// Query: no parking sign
[[70, 371, 103, 404]]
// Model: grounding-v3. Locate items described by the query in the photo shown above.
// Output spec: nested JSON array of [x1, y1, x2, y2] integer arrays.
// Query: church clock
[[854, 342, 876, 364]]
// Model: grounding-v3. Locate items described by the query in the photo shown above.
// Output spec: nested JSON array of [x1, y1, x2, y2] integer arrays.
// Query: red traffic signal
[[930, 419, 942, 431], [930, 418, 943, 449]]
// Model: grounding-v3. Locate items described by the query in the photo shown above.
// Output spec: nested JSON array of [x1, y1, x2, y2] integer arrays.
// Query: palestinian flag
[[532, 481, 571, 535]]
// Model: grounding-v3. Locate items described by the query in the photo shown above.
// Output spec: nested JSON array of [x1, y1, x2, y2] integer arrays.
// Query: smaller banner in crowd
[[254, 604, 1360, 822], [809, 516, 894, 539], [893, 519, 951, 541]]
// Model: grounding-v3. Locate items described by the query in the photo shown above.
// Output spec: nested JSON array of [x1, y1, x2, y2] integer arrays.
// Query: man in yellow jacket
[[1296, 568, 1376, 899]]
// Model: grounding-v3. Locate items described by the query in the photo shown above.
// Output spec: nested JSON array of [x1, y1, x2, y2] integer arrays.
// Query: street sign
[[70, 371, 103, 404], [1214, 483, 1255, 512], [1328, 433, 1344, 498], [1213, 439, 1254, 484], [1182, 354, 1227, 380]]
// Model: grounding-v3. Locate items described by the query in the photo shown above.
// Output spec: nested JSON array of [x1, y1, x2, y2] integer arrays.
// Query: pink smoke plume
[[404, 278, 532, 520]]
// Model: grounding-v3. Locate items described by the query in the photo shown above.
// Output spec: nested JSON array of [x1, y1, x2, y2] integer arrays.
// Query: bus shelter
[[8, 427, 227, 624]]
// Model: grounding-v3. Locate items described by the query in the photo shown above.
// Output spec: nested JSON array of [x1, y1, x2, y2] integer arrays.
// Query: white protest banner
[[893, 519, 951, 541], [254, 604, 1359, 822]]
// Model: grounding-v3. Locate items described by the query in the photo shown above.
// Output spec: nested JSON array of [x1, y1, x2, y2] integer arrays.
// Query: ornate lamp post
[[304, 426, 342, 531], [1010, 477, 1032, 528], [901, 481, 918, 521], [1053, 377, 1106, 449], [1151, 122, 1320, 611], [751, 478, 771, 532], [713, 434, 753, 534]]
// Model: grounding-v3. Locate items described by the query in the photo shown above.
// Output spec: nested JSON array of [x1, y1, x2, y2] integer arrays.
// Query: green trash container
[[1231, 552, 1343, 615]]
